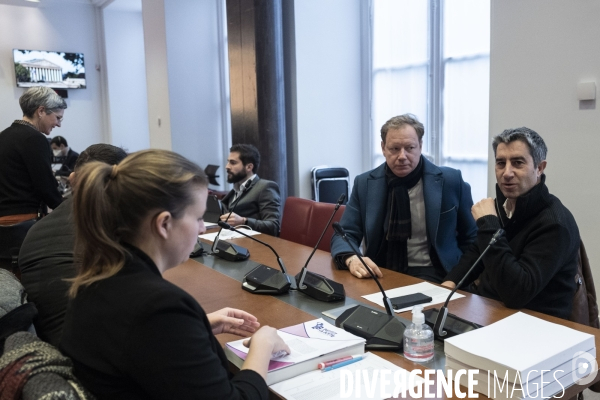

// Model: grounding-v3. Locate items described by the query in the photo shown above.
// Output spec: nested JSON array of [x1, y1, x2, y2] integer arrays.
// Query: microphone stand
[[211, 180, 252, 261], [332, 222, 404, 351], [295, 193, 346, 302], [218, 221, 296, 294], [431, 228, 505, 339]]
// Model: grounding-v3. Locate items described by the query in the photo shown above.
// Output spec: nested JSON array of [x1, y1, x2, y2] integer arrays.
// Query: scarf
[[384, 156, 424, 272]]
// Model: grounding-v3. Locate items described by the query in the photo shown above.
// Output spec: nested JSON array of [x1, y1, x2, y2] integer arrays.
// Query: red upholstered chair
[[280, 197, 345, 252]]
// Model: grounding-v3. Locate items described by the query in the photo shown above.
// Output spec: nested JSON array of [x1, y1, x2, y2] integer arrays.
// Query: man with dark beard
[[219, 144, 281, 236]]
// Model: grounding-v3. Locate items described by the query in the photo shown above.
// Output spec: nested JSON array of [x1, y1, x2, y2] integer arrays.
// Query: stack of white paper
[[444, 312, 596, 400], [269, 352, 423, 400], [199, 227, 260, 242]]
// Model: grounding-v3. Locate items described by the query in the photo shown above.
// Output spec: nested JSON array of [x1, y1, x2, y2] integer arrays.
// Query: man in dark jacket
[[442, 127, 579, 319], [50, 135, 79, 177], [19, 144, 128, 346], [220, 144, 281, 236], [330, 114, 477, 283]]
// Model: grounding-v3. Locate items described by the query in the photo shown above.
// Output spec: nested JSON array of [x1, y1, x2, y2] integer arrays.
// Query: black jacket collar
[[121, 243, 161, 277], [495, 174, 551, 229]]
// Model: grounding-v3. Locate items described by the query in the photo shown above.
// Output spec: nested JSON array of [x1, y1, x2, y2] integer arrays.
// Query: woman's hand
[[241, 326, 291, 379], [242, 326, 291, 357], [207, 307, 260, 337]]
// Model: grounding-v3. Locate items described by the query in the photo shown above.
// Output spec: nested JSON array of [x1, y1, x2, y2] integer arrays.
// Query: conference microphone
[[218, 221, 296, 295], [332, 222, 405, 351], [295, 194, 346, 302], [428, 228, 505, 340], [211, 179, 252, 262]]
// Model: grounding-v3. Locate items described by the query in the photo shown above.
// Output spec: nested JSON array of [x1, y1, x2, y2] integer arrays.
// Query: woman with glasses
[[60, 149, 289, 399], [0, 86, 66, 227]]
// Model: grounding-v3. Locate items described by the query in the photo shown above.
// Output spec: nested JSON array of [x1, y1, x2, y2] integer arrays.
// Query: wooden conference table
[[163, 233, 600, 399]]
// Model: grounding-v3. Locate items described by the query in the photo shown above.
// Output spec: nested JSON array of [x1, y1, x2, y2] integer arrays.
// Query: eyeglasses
[[50, 111, 63, 122]]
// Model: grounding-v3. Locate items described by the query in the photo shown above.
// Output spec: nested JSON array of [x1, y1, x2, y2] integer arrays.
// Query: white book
[[225, 318, 365, 385], [444, 312, 595, 383], [446, 355, 584, 400]]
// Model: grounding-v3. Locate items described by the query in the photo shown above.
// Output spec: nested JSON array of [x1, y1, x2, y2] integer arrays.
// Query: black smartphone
[[390, 292, 432, 310]]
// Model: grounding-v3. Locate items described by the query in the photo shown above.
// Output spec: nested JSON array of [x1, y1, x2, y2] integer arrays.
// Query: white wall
[[293, 0, 365, 199], [0, 1, 105, 151], [164, 0, 228, 183], [141, 0, 172, 150], [490, 0, 600, 284], [103, 6, 150, 152]]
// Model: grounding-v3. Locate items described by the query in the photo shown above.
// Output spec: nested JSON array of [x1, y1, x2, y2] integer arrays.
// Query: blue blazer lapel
[[422, 159, 443, 242], [366, 165, 387, 251]]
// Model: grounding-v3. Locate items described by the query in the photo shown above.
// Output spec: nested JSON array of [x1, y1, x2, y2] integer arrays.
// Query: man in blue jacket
[[330, 114, 477, 283]]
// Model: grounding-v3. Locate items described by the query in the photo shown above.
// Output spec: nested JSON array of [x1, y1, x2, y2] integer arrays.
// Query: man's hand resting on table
[[345, 255, 384, 279], [441, 281, 456, 290]]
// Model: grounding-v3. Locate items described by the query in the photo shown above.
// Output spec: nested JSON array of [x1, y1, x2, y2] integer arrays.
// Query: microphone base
[[424, 308, 483, 340], [295, 271, 345, 302], [335, 305, 405, 351], [242, 264, 291, 295], [213, 241, 250, 262]]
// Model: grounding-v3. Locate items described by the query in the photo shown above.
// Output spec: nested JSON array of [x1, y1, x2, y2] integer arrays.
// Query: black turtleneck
[[445, 175, 580, 319]]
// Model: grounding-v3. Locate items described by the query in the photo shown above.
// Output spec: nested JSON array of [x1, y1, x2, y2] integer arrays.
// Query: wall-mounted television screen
[[13, 49, 86, 89]]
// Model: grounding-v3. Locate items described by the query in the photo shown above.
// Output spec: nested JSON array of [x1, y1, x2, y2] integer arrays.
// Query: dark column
[[226, 0, 287, 200]]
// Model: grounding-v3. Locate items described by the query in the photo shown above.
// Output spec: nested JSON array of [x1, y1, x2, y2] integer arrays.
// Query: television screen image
[[13, 49, 86, 89]]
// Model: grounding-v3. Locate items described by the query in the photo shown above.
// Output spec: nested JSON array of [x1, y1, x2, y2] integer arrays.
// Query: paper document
[[203, 222, 217, 228], [270, 352, 423, 400], [446, 353, 594, 400], [227, 319, 364, 368], [444, 312, 596, 383], [199, 227, 261, 242], [362, 281, 464, 313]]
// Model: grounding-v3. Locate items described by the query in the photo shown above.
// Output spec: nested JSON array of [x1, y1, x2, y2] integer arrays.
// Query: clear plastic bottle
[[403, 305, 434, 362]]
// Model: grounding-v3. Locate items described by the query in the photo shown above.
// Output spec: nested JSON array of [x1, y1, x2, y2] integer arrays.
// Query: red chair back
[[280, 197, 345, 252]]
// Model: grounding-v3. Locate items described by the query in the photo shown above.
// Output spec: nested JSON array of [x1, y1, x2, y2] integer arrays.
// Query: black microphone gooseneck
[[295, 194, 346, 302], [433, 228, 505, 338], [211, 179, 252, 260], [218, 221, 297, 294], [298, 194, 345, 288], [331, 222, 404, 351], [332, 222, 393, 315]]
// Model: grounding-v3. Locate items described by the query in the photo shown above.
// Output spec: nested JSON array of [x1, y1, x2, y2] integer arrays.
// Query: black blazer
[[60, 246, 268, 400], [222, 176, 281, 236], [55, 148, 79, 177]]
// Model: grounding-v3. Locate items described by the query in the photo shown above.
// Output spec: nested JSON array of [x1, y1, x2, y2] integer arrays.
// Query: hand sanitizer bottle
[[403, 305, 434, 362]]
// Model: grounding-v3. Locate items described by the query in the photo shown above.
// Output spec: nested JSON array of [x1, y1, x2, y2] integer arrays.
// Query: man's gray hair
[[380, 114, 425, 143], [492, 127, 547, 167], [19, 86, 67, 118]]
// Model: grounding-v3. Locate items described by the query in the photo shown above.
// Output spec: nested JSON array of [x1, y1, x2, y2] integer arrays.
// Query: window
[[371, 0, 490, 201]]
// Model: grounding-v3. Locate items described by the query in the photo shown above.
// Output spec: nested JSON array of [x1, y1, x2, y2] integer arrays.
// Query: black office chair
[[310, 166, 349, 204], [204, 164, 220, 186], [0, 219, 37, 275]]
